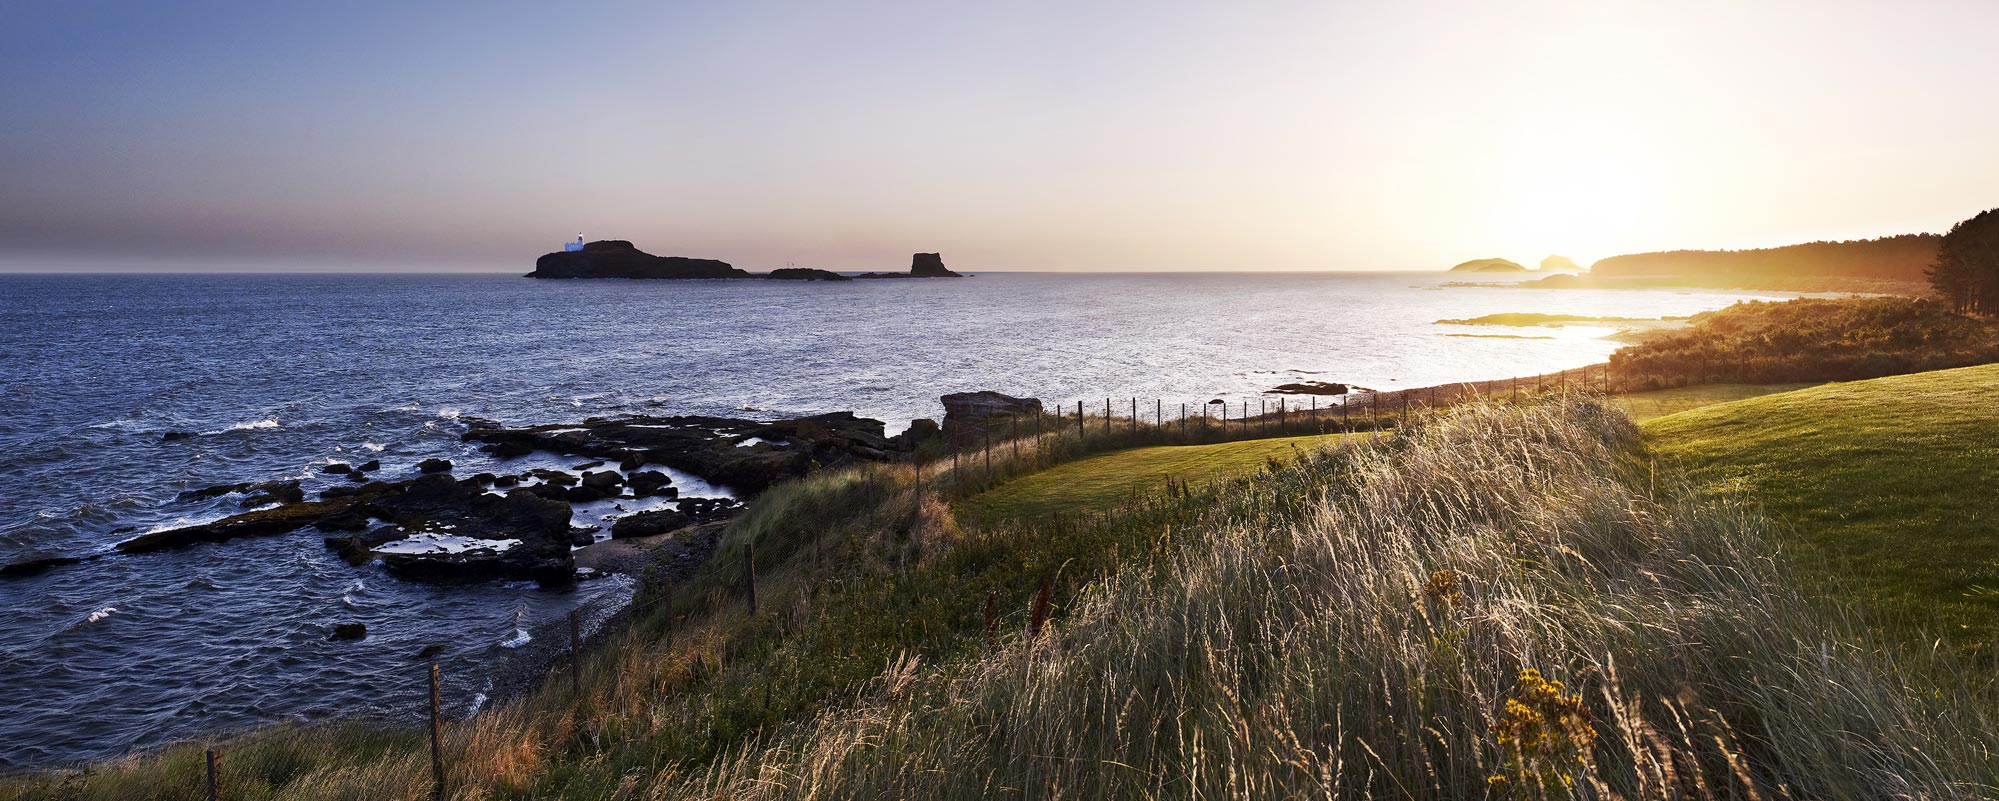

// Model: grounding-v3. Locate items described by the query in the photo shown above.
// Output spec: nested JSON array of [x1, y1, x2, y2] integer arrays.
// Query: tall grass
[[10, 398, 1993, 799], [650, 398, 1999, 799]]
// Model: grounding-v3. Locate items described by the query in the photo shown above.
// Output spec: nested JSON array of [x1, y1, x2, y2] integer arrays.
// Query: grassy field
[[1643, 364, 1999, 656], [1613, 382, 1817, 421], [961, 431, 1356, 521], [12, 395, 1999, 798]]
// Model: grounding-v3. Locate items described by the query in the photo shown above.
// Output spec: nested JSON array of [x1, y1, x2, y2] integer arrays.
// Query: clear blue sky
[[4, 0, 1996, 272]]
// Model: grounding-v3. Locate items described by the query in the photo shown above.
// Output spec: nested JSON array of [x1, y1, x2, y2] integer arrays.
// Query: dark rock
[[766, 267, 852, 281], [323, 462, 354, 475], [418, 458, 453, 474], [940, 391, 1042, 444], [369, 479, 577, 584], [909, 252, 963, 277], [241, 480, 305, 507], [1267, 381, 1349, 396], [627, 470, 673, 497], [566, 486, 607, 503], [580, 470, 623, 490], [414, 644, 446, 659], [346, 471, 370, 483], [529, 240, 750, 280], [531, 469, 578, 486], [472, 472, 497, 485], [889, 418, 943, 452], [323, 526, 401, 564], [178, 482, 252, 503], [160, 431, 195, 442], [493, 474, 520, 488], [119, 500, 361, 554], [1, 554, 88, 578], [329, 623, 367, 641], [524, 484, 570, 502], [358, 459, 381, 472], [571, 461, 605, 471], [617, 451, 647, 471], [610, 508, 693, 539], [570, 526, 600, 546], [489, 441, 534, 460], [467, 411, 898, 494], [129, 472, 575, 584], [316, 509, 372, 532]]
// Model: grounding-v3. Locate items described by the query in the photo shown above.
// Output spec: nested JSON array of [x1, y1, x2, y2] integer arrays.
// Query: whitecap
[[361, 443, 386, 452], [84, 606, 117, 625], [499, 629, 531, 649], [437, 408, 462, 420], [225, 418, 280, 432]]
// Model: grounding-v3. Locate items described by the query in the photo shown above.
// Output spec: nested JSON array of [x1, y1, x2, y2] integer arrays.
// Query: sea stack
[[910, 252, 963, 278]]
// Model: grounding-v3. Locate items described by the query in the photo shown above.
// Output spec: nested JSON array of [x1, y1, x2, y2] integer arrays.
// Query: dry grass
[[10, 398, 1995, 799]]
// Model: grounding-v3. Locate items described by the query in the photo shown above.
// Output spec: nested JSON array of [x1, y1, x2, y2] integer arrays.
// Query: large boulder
[[529, 240, 750, 280], [609, 508, 693, 539], [940, 391, 1041, 444]]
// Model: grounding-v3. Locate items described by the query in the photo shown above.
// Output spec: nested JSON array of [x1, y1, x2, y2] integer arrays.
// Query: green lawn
[[1642, 364, 1999, 655], [964, 432, 1359, 522], [1613, 382, 1818, 421]]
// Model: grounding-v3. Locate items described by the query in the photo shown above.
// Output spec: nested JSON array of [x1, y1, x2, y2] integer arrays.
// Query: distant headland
[[529, 239, 966, 281]]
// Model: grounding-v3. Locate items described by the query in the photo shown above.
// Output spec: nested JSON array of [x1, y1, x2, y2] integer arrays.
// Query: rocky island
[[529, 240, 749, 279], [528, 240, 965, 281], [857, 252, 965, 278], [1448, 257, 1528, 272]]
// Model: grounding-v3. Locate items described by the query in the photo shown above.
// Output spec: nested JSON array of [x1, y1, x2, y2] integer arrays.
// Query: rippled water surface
[[0, 270, 1784, 767]]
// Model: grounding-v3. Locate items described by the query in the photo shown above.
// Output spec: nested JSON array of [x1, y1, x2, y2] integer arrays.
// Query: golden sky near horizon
[[2, 1, 1995, 271]]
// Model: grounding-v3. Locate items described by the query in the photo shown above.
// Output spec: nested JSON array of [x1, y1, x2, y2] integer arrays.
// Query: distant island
[[529, 240, 965, 281], [1448, 257, 1527, 272], [529, 240, 748, 279]]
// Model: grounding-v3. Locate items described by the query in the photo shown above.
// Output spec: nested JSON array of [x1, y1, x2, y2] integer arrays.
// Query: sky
[[2, 0, 1995, 273]]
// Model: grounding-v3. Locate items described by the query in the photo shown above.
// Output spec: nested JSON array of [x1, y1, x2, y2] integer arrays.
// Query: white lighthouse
[[563, 232, 584, 252]]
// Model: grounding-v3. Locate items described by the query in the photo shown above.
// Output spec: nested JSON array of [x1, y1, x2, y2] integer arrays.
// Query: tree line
[[1929, 208, 1999, 315], [1590, 234, 1941, 281]]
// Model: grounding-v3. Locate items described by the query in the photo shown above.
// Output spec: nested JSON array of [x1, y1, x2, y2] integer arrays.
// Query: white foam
[[361, 442, 386, 452], [225, 418, 279, 432], [372, 532, 520, 555], [84, 606, 117, 624], [498, 629, 531, 649]]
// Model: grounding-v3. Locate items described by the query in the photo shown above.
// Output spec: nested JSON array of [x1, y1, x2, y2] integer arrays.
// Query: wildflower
[[1489, 668, 1596, 797]]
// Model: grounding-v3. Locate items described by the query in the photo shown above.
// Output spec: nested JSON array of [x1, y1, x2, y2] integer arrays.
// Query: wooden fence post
[[1131, 397, 1137, 434], [1076, 400, 1084, 442], [205, 749, 219, 801], [983, 592, 998, 652], [568, 609, 583, 698], [1028, 577, 1052, 640], [744, 542, 758, 615], [429, 662, 445, 801]]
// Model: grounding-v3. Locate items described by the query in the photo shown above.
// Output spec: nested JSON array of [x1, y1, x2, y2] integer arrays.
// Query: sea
[[0, 270, 1788, 768]]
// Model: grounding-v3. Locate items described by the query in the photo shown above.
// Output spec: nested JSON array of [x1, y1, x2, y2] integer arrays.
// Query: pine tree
[[1929, 208, 1999, 315]]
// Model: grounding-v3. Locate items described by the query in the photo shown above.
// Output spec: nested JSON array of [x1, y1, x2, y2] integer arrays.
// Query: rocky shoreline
[[0, 397, 1020, 590]]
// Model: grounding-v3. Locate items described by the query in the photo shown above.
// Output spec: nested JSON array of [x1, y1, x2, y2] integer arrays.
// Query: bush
[[1610, 296, 1999, 388]]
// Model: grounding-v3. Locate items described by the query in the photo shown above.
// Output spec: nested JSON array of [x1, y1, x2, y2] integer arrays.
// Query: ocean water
[[0, 270, 1784, 767]]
